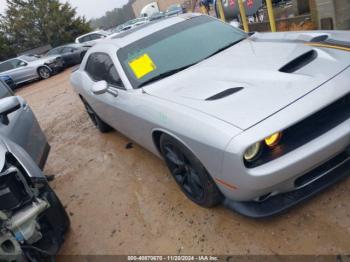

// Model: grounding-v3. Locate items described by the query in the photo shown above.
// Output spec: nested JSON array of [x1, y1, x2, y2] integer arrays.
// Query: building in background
[[301, 0, 350, 29]]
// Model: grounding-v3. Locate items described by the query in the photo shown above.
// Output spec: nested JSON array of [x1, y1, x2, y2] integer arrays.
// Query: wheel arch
[[37, 65, 52, 75], [151, 128, 206, 166]]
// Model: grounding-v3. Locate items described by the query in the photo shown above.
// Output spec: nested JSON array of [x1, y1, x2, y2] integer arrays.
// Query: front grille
[[294, 150, 350, 188], [246, 92, 350, 168]]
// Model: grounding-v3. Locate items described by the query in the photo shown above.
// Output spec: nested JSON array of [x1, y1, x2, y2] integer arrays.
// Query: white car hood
[[143, 32, 350, 130]]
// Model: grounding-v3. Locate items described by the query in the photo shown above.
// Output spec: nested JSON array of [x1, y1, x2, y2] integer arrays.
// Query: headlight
[[243, 142, 261, 162], [244, 131, 283, 164], [264, 132, 282, 148]]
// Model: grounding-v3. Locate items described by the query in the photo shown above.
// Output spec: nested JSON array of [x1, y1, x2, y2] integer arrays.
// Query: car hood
[[26, 55, 60, 65], [143, 31, 350, 130]]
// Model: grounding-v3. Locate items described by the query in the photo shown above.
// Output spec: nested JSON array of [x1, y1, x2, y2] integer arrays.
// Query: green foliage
[[0, 0, 91, 60]]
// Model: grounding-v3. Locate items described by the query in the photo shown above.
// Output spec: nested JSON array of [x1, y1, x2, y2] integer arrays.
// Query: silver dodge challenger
[[70, 14, 350, 218]]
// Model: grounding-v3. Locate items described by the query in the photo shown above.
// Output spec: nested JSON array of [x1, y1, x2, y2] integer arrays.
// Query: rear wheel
[[160, 134, 223, 207], [38, 67, 51, 79], [81, 97, 112, 133]]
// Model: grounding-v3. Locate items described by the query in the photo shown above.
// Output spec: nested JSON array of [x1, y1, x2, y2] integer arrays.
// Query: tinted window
[[10, 59, 26, 68], [79, 35, 91, 43], [117, 16, 247, 88], [89, 34, 104, 40], [0, 81, 13, 98], [48, 48, 62, 56], [0, 61, 13, 72], [62, 47, 74, 53], [85, 53, 124, 88]]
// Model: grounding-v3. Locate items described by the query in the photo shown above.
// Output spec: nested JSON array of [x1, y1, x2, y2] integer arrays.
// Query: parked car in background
[[0, 55, 64, 85], [0, 75, 16, 90], [71, 14, 350, 218], [149, 11, 165, 21], [165, 4, 186, 17], [0, 81, 69, 260], [121, 17, 149, 31], [75, 30, 110, 47], [47, 44, 89, 67]]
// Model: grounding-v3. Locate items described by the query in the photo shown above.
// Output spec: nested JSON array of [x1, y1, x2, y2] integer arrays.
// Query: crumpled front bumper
[[46, 58, 65, 72], [224, 145, 350, 218]]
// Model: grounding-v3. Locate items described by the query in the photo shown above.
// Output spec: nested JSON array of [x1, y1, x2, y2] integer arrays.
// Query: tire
[[81, 97, 113, 133], [33, 184, 70, 255], [42, 185, 70, 235], [160, 134, 223, 207], [37, 66, 51, 79]]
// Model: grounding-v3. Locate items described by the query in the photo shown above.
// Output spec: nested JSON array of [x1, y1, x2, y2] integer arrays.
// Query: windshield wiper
[[138, 63, 196, 88]]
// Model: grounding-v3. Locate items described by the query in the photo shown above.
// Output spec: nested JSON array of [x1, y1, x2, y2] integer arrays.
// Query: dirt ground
[[16, 69, 350, 255]]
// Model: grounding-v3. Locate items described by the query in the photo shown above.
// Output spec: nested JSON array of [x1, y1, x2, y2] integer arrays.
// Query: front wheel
[[38, 67, 51, 79], [31, 184, 70, 256], [160, 134, 223, 207], [81, 97, 112, 133]]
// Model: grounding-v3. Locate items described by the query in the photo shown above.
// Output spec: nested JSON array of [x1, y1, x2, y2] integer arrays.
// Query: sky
[[0, 0, 129, 19]]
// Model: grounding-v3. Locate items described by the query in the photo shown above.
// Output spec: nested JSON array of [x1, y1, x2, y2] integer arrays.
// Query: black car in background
[[47, 44, 89, 67]]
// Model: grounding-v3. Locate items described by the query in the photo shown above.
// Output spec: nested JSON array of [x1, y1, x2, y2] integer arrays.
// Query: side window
[[10, 59, 26, 68], [85, 53, 124, 88], [62, 47, 74, 53], [0, 61, 13, 72], [79, 35, 91, 43], [0, 81, 13, 99], [48, 48, 61, 56], [90, 34, 105, 40]]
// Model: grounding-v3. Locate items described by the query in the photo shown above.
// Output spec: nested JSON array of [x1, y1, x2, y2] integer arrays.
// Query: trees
[[0, 0, 91, 60], [90, 4, 135, 30]]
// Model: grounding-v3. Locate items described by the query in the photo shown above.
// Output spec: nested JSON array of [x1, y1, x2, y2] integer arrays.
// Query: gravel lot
[[16, 69, 350, 255]]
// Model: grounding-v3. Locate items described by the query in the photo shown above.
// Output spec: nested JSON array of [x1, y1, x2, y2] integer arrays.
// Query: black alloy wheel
[[160, 134, 222, 207]]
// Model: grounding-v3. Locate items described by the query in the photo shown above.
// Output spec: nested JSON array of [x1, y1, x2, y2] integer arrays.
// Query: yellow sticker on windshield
[[128, 54, 156, 79]]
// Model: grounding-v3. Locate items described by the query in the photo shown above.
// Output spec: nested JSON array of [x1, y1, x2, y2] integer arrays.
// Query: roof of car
[[106, 13, 202, 48], [76, 30, 109, 40]]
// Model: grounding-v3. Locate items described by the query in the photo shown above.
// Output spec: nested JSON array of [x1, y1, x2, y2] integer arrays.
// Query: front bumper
[[214, 65, 350, 219], [224, 146, 350, 218], [46, 58, 65, 72]]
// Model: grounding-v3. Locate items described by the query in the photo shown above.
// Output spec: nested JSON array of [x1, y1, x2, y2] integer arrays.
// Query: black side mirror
[[0, 97, 21, 125]]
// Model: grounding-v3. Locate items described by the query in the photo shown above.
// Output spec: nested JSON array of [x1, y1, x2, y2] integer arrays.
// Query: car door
[[83, 52, 146, 143], [0, 61, 14, 77], [62, 47, 80, 66], [0, 80, 49, 168], [6, 59, 32, 84]]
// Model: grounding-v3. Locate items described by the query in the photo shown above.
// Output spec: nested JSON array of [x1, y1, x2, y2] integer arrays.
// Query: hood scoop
[[205, 87, 243, 101], [279, 50, 317, 73], [310, 35, 329, 43]]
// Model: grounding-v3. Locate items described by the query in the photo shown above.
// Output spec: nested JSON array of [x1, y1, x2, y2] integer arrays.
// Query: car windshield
[[117, 16, 247, 89]]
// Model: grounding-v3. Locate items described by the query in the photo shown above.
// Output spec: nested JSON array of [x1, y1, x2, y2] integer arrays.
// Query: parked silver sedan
[[0, 55, 64, 85], [71, 14, 350, 218]]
